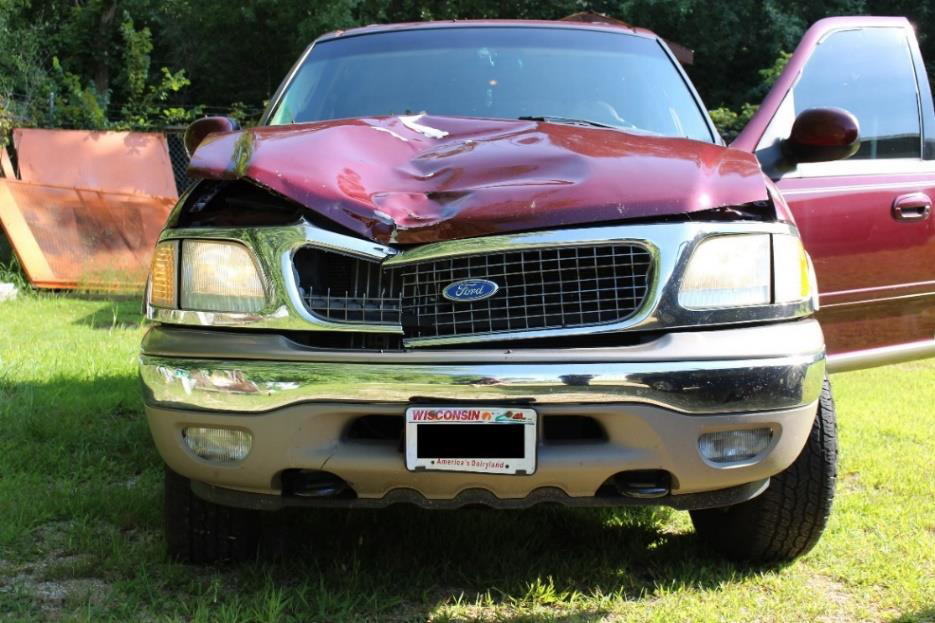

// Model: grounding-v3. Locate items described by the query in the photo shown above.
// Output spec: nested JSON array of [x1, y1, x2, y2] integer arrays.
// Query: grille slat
[[296, 244, 652, 340]]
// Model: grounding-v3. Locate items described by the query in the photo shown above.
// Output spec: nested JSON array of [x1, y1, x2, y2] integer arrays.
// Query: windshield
[[267, 26, 714, 142]]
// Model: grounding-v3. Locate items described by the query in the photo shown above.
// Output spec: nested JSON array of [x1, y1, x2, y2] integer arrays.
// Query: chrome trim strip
[[820, 279, 935, 300], [384, 222, 795, 265], [141, 318, 825, 365], [827, 339, 935, 373], [780, 179, 935, 195], [140, 350, 825, 415], [147, 220, 816, 344], [780, 160, 935, 181], [821, 290, 935, 309], [159, 224, 395, 261]]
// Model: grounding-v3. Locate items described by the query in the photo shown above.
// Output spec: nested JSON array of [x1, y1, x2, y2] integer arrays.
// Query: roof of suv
[[314, 19, 661, 44]]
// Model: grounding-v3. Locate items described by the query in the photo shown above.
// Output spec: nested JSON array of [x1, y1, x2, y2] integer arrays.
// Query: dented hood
[[189, 115, 768, 244]]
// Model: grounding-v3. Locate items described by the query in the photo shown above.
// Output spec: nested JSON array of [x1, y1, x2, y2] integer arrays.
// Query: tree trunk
[[93, 0, 119, 94]]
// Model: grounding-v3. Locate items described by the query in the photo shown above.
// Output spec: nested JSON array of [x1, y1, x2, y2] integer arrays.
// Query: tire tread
[[164, 466, 260, 564]]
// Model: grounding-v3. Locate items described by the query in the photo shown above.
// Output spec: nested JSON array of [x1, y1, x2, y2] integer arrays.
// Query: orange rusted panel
[[0, 147, 14, 178], [0, 178, 173, 290], [13, 128, 178, 199]]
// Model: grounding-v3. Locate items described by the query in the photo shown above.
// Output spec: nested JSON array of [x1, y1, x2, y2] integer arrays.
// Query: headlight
[[180, 241, 266, 312], [679, 233, 816, 310], [679, 234, 771, 308]]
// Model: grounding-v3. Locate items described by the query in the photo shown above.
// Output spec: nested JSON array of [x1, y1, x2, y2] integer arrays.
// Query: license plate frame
[[405, 406, 537, 475]]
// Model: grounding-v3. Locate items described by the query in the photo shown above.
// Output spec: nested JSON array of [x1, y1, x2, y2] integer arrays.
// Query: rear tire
[[164, 466, 260, 564], [691, 377, 837, 563]]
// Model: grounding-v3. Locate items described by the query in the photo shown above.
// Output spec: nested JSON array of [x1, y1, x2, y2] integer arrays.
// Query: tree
[[3, 0, 935, 131]]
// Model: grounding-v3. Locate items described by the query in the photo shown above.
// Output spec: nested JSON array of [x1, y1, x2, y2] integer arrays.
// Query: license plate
[[405, 406, 537, 475]]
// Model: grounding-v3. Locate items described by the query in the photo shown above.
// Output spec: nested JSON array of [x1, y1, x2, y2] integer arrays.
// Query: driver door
[[734, 17, 935, 360]]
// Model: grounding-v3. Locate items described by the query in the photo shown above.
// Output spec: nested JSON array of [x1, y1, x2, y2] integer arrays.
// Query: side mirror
[[782, 107, 859, 163], [183, 116, 241, 156]]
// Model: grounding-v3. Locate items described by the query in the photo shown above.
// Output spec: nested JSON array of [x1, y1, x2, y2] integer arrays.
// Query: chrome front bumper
[[141, 318, 825, 503], [140, 319, 825, 415]]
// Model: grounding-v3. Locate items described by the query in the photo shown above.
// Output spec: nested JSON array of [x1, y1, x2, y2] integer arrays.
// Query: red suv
[[140, 16, 935, 564]]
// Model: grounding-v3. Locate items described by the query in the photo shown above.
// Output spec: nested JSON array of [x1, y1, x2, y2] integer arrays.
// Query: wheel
[[691, 377, 837, 563], [164, 465, 260, 564]]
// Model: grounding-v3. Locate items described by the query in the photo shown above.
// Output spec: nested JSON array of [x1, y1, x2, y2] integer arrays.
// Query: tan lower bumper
[[146, 400, 818, 500]]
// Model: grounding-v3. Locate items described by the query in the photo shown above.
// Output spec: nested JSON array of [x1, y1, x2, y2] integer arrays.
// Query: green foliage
[[709, 103, 759, 142], [227, 101, 263, 128], [759, 50, 793, 90], [49, 57, 109, 129], [2, 0, 935, 135], [120, 15, 153, 102], [0, 0, 198, 132], [707, 49, 790, 141]]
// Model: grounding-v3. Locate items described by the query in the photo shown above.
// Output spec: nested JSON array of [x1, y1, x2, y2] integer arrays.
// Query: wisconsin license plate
[[405, 406, 537, 475]]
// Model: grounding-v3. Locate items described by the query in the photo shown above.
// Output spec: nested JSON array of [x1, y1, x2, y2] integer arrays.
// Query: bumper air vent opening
[[345, 415, 405, 446], [280, 470, 356, 499], [542, 416, 607, 443], [596, 470, 673, 499]]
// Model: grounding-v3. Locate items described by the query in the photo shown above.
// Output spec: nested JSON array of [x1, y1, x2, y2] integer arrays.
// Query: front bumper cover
[[141, 318, 825, 506]]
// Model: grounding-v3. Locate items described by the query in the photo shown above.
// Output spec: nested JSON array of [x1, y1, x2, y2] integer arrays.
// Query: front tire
[[164, 466, 260, 564], [691, 377, 837, 563]]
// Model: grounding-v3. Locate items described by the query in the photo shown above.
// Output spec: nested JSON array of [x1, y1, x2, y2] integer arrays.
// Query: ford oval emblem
[[442, 279, 499, 302]]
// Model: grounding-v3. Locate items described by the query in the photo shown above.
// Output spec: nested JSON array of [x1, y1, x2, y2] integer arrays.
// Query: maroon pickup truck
[[140, 16, 935, 564]]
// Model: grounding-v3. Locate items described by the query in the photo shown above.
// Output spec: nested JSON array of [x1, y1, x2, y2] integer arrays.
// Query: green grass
[[1, 293, 933, 622]]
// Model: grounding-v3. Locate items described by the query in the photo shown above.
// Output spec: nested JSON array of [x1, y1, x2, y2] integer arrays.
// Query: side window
[[792, 28, 921, 159]]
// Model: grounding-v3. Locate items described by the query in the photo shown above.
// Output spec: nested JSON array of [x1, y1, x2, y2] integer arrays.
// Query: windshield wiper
[[517, 115, 617, 129]]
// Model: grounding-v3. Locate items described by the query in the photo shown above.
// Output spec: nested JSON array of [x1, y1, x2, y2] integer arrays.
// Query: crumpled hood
[[189, 115, 769, 244]]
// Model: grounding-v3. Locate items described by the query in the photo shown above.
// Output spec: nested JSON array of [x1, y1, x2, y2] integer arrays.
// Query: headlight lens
[[148, 241, 178, 308], [678, 234, 772, 309], [180, 240, 266, 312], [679, 232, 816, 310]]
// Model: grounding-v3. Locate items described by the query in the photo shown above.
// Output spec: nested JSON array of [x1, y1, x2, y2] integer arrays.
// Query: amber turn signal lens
[[149, 241, 178, 308], [773, 234, 815, 304]]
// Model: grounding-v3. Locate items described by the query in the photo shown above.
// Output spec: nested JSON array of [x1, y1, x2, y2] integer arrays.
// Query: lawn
[[0, 294, 933, 622]]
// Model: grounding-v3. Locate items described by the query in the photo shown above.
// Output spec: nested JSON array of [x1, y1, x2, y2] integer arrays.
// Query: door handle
[[892, 193, 932, 221]]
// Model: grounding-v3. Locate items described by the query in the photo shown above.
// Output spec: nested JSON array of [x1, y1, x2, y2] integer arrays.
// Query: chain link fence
[[163, 128, 195, 196]]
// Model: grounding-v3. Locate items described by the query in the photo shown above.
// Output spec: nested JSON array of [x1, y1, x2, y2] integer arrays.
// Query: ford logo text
[[442, 279, 500, 302]]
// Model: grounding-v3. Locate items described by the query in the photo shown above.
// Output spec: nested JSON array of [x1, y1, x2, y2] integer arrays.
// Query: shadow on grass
[[72, 299, 145, 330], [888, 609, 935, 623], [0, 373, 148, 478], [2, 366, 774, 621], [240, 500, 769, 619]]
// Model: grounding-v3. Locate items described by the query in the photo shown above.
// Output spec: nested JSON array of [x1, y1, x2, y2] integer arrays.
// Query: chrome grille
[[398, 245, 652, 338], [294, 244, 652, 339]]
